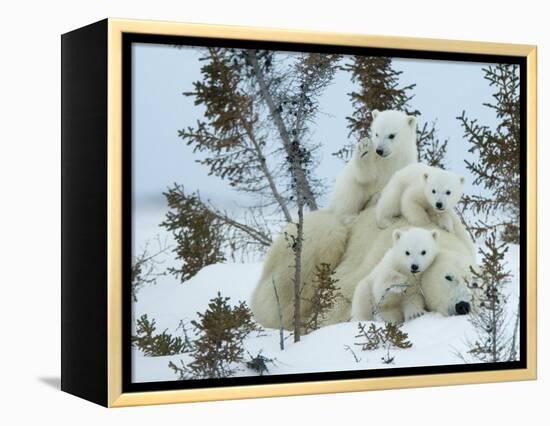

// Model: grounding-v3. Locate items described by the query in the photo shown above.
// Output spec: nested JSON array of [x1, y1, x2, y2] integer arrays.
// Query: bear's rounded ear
[[423, 172, 429, 181], [431, 230, 439, 241], [372, 109, 380, 120], [459, 176, 465, 184], [393, 230, 402, 243], [407, 116, 416, 128]]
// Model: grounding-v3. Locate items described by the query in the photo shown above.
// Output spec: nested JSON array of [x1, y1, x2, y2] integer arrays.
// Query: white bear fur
[[249, 209, 350, 330], [328, 110, 418, 217], [326, 207, 476, 325], [351, 227, 439, 324], [250, 206, 476, 330], [376, 163, 465, 233], [421, 249, 474, 317]]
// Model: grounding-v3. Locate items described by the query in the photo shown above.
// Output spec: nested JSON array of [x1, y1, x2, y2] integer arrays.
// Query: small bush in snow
[[169, 293, 262, 380], [303, 263, 342, 333], [132, 314, 188, 356], [457, 64, 520, 243], [355, 322, 412, 351], [245, 351, 276, 376], [161, 185, 226, 283], [463, 231, 518, 362], [354, 322, 412, 365]]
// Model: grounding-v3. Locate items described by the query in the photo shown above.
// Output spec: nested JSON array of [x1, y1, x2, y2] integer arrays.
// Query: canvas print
[[129, 41, 522, 384]]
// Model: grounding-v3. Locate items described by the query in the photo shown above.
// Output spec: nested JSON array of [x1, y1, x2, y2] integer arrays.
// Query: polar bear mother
[[250, 207, 475, 330], [251, 109, 419, 329], [326, 207, 475, 325]]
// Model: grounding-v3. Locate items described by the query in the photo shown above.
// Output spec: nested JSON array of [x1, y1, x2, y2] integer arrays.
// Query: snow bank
[[132, 243, 520, 383]]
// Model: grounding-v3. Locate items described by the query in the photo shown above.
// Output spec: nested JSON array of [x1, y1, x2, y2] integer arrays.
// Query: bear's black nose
[[376, 148, 384, 156], [436, 202, 443, 210], [455, 301, 470, 315], [411, 264, 419, 272]]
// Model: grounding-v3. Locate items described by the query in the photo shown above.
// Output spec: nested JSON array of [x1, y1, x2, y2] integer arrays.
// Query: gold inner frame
[[106, 18, 537, 407]]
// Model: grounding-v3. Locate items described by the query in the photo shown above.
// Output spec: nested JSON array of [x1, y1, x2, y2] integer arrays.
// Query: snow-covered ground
[[132, 210, 521, 383]]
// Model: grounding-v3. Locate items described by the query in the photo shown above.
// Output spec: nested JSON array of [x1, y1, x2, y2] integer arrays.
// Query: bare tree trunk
[[246, 50, 318, 211], [293, 204, 304, 342], [271, 276, 285, 350], [490, 291, 498, 362]]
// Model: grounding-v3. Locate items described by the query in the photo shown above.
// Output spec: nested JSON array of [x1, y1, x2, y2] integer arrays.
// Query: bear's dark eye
[[405, 251, 410, 256], [421, 250, 426, 255], [375, 133, 379, 137], [432, 189, 436, 194], [388, 133, 395, 140], [445, 275, 453, 282], [446, 190, 451, 195]]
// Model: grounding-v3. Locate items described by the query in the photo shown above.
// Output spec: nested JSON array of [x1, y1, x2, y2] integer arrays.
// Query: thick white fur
[[322, 207, 476, 325], [376, 163, 465, 233], [249, 210, 349, 330], [421, 250, 474, 317], [351, 228, 439, 323], [250, 206, 477, 329], [328, 110, 418, 216]]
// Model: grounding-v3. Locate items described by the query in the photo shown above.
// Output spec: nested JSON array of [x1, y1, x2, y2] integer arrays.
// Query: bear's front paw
[[354, 138, 370, 161], [388, 284, 408, 294], [387, 273, 408, 292], [405, 308, 426, 322]]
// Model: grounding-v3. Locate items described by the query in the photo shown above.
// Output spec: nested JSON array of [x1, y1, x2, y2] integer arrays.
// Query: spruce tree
[[416, 121, 449, 169], [176, 48, 341, 261], [336, 56, 447, 166], [161, 185, 226, 283], [464, 231, 516, 362], [168, 293, 261, 379], [303, 263, 342, 333], [344, 56, 416, 141], [178, 49, 341, 338], [132, 314, 188, 356], [457, 64, 520, 242], [278, 53, 341, 343]]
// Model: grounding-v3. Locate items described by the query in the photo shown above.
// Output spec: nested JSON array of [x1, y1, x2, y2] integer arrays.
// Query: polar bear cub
[[376, 163, 465, 233], [352, 227, 439, 324], [328, 110, 418, 216], [329, 137, 376, 217]]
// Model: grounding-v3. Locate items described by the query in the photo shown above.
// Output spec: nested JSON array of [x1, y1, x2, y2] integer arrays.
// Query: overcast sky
[[131, 42, 502, 215]]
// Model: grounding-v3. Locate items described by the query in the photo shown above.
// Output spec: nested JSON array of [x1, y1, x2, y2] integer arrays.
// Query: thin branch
[[372, 283, 410, 319], [206, 204, 273, 247], [293, 208, 304, 342], [344, 345, 361, 363], [272, 276, 285, 350]]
